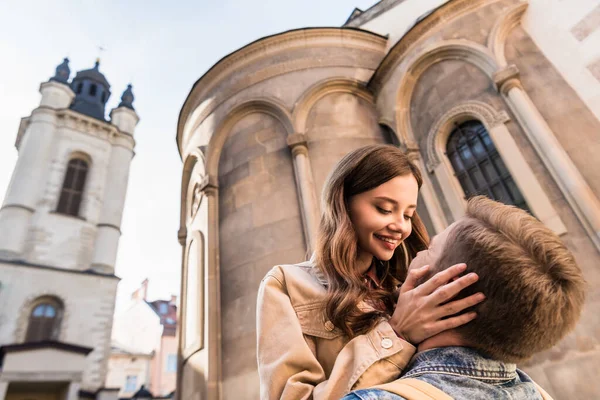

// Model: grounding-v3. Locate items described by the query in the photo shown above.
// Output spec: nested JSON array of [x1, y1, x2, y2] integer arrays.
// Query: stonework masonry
[[0, 262, 119, 390], [176, 1, 600, 399]]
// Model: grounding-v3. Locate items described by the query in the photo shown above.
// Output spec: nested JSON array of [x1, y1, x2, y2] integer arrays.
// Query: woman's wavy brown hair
[[315, 144, 430, 338]]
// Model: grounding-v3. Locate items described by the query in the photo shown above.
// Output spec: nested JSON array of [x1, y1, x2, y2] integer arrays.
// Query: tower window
[[101, 91, 106, 103], [446, 120, 529, 211], [57, 158, 89, 217], [89, 84, 97, 96], [76, 83, 83, 94], [26, 297, 63, 342]]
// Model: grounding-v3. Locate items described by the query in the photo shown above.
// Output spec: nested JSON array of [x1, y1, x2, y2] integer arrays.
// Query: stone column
[[406, 150, 448, 234], [202, 177, 221, 400], [0, 107, 57, 258], [91, 142, 135, 273], [495, 65, 600, 249], [287, 133, 320, 253], [0, 381, 8, 400]]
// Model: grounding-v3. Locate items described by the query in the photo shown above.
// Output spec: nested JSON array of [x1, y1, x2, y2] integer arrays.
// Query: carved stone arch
[[426, 101, 510, 171], [205, 97, 293, 181], [292, 78, 374, 134], [424, 101, 566, 234], [488, 2, 529, 67], [15, 293, 65, 342], [68, 150, 92, 165], [180, 149, 206, 243], [394, 40, 499, 147]]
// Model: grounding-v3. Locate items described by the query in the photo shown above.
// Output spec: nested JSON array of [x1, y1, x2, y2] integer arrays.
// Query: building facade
[[0, 59, 139, 400], [175, 0, 600, 399], [108, 281, 177, 398]]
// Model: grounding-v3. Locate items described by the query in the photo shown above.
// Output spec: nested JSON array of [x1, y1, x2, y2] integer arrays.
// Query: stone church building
[[176, 0, 600, 399], [0, 59, 139, 399]]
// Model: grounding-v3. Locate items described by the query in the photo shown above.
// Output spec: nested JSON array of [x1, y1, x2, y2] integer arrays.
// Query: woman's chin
[[374, 250, 395, 262]]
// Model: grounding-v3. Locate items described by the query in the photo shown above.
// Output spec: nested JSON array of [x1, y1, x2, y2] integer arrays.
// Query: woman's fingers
[[418, 263, 468, 296], [434, 292, 485, 319], [428, 272, 479, 305], [399, 265, 430, 295], [428, 311, 478, 337]]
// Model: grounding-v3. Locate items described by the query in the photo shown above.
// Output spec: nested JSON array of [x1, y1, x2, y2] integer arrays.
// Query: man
[[344, 196, 586, 400]]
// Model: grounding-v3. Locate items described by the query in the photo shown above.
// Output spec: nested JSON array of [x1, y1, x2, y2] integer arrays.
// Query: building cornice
[[16, 107, 136, 151], [176, 27, 387, 158], [0, 258, 120, 280], [0, 340, 94, 359], [369, 0, 504, 92]]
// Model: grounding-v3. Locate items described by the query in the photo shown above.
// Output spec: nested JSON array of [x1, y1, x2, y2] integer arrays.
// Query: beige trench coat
[[257, 261, 416, 400]]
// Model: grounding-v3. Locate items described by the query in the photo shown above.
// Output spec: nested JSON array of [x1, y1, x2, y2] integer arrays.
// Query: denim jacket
[[345, 347, 547, 400]]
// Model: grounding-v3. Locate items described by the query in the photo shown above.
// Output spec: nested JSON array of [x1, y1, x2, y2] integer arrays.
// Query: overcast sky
[[0, 0, 378, 311]]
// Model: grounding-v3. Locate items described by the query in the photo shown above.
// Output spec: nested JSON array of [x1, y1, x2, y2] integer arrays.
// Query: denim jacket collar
[[403, 346, 518, 382]]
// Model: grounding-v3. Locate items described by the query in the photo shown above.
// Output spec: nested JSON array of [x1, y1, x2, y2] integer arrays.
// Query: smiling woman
[[256, 144, 484, 399]]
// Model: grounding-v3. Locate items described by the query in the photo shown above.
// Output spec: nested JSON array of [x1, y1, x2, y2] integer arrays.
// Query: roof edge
[[175, 26, 387, 159]]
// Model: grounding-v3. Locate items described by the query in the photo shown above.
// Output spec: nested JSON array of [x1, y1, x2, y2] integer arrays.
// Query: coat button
[[324, 321, 335, 331], [381, 337, 393, 349]]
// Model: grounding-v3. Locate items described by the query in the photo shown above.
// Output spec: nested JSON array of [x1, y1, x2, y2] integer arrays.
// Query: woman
[[257, 145, 484, 399]]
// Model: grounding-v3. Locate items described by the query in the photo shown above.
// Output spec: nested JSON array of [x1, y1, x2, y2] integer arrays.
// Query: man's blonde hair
[[435, 196, 586, 362]]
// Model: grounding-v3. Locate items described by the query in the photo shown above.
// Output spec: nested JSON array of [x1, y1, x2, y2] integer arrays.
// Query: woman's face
[[348, 174, 419, 266]]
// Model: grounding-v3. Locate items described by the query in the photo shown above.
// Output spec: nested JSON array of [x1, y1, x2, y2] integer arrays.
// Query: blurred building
[[175, 0, 600, 399], [106, 280, 177, 398], [0, 59, 139, 400]]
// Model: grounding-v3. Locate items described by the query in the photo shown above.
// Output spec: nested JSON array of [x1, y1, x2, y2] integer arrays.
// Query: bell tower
[[0, 58, 140, 397], [0, 58, 139, 273]]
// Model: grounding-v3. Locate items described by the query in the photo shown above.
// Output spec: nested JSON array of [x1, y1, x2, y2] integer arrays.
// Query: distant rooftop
[[344, 0, 408, 27]]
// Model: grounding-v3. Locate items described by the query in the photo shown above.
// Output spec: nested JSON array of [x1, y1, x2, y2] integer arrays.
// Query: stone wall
[[0, 262, 118, 390], [393, 2, 600, 398], [218, 113, 306, 399]]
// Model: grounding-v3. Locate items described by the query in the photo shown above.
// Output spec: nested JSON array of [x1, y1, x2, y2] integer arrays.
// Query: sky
[[0, 0, 379, 311]]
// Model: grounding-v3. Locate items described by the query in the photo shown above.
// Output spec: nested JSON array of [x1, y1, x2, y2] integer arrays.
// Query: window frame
[[446, 120, 530, 211], [425, 101, 566, 235], [56, 156, 90, 218], [25, 296, 64, 342]]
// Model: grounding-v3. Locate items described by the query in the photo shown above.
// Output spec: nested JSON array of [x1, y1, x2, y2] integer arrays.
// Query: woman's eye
[[376, 206, 392, 215], [404, 215, 414, 221]]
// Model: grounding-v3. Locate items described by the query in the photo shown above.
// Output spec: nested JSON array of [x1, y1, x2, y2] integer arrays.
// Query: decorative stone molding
[[488, 2, 529, 67], [424, 100, 567, 235], [178, 28, 387, 156], [393, 40, 499, 147], [286, 133, 309, 157], [180, 148, 207, 235], [370, 0, 505, 92], [204, 98, 293, 179], [493, 64, 523, 95], [426, 101, 510, 171], [292, 78, 374, 134]]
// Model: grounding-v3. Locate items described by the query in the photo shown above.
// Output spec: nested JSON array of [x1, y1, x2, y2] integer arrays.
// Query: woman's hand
[[388, 263, 485, 345]]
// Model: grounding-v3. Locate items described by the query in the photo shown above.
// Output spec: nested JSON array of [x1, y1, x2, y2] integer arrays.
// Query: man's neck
[[417, 331, 468, 352]]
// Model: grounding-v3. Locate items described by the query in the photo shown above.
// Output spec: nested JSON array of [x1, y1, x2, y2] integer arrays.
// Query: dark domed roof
[[69, 60, 111, 121], [72, 60, 110, 88]]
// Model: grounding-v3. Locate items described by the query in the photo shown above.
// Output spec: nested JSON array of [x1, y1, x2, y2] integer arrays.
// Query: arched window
[[57, 158, 89, 217], [25, 297, 63, 342], [446, 120, 529, 211]]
